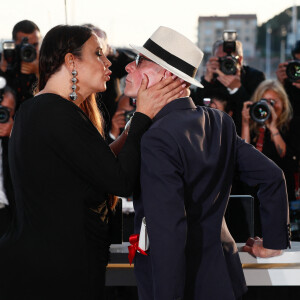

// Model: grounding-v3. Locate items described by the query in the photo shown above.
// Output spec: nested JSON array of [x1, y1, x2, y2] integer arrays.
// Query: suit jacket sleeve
[[140, 127, 186, 300], [235, 136, 290, 249], [38, 105, 151, 197]]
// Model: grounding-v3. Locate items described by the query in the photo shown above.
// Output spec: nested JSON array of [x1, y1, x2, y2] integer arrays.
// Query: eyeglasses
[[135, 54, 153, 67]]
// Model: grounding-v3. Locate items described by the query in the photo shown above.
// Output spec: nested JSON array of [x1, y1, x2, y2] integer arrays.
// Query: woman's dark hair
[[38, 25, 93, 91]]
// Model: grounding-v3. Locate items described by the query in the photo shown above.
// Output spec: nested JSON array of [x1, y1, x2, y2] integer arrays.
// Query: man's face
[[15, 30, 41, 53], [124, 54, 165, 98]]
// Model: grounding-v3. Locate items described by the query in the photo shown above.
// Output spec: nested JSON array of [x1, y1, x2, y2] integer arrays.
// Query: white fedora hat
[[130, 26, 204, 88]]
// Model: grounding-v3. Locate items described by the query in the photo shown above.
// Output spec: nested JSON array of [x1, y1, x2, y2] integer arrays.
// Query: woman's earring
[[69, 69, 77, 101]]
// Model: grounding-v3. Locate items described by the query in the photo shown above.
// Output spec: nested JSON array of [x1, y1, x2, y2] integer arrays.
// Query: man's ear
[[64, 53, 76, 71]]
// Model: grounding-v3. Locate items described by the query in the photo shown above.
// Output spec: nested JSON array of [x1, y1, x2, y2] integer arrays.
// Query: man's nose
[[125, 61, 136, 73]]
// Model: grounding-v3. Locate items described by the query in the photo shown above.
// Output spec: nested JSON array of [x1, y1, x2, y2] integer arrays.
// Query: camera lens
[[219, 56, 237, 75], [0, 106, 10, 123], [250, 99, 271, 123], [286, 61, 300, 82], [20, 44, 37, 62]]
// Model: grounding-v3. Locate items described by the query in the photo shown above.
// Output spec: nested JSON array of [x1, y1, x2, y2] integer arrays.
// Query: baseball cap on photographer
[[130, 26, 204, 88]]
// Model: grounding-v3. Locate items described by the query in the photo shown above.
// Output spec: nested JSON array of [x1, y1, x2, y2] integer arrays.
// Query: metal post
[[292, 2, 298, 45], [280, 26, 287, 63], [64, 0, 68, 25], [266, 24, 272, 79]]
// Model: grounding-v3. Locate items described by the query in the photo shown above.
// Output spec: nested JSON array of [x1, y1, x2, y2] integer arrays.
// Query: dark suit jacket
[[133, 97, 290, 300], [0, 137, 14, 237]]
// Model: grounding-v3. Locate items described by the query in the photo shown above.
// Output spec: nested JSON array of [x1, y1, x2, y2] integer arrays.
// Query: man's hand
[[204, 56, 219, 82], [242, 237, 283, 258], [20, 58, 39, 75], [215, 68, 242, 90], [276, 62, 288, 84]]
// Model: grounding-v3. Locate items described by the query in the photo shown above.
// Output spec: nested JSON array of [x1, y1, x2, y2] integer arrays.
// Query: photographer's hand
[[204, 56, 219, 82], [0, 53, 8, 73], [215, 68, 241, 90], [20, 58, 39, 76], [110, 110, 126, 139], [265, 105, 277, 131], [276, 62, 288, 84], [0, 119, 13, 137], [292, 80, 300, 89], [265, 105, 286, 157], [241, 101, 252, 143]]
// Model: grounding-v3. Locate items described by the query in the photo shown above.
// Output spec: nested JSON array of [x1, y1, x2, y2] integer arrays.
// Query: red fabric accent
[[128, 234, 148, 265], [256, 126, 265, 152]]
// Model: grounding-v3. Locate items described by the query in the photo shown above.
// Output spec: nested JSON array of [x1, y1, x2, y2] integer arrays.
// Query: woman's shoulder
[[19, 93, 82, 117], [16, 93, 89, 131]]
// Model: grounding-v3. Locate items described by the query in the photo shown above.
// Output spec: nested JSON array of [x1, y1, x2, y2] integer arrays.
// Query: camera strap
[[255, 126, 266, 152]]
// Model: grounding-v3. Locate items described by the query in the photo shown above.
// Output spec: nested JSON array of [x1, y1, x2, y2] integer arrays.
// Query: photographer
[[276, 40, 300, 117], [109, 94, 136, 142], [241, 80, 300, 203], [192, 31, 265, 134], [0, 20, 41, 109], [0, 80, 16, 237]]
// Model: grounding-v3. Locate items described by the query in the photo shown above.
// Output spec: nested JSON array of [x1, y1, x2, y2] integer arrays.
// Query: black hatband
[[143, 39, 197, 78]]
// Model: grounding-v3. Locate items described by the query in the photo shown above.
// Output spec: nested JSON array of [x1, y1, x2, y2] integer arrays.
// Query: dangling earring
[[69, 68, 78, 101]]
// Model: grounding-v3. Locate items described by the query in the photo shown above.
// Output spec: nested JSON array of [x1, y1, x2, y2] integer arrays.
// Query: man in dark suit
[[124, 26, 290, 300]]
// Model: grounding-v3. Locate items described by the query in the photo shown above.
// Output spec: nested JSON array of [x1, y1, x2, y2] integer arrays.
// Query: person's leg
[[134, 253, 154, 300]]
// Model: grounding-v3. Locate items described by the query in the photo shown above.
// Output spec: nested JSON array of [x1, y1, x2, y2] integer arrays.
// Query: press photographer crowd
[[0, 19, 299, 300]]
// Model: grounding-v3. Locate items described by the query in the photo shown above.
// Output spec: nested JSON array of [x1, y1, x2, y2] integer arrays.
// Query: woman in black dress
[[0, 25, 184, 300]]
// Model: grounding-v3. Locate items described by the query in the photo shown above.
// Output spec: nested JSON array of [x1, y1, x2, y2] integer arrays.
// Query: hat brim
[[130, 44, 203, 88]]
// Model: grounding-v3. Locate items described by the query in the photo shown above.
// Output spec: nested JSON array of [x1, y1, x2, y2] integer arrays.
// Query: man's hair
[[12, 20, 40, 40], [209, 90, 232, 113], [212, 40, 243, 57]]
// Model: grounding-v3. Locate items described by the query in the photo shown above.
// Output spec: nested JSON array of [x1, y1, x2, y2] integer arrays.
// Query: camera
[[249, 99, 274, 124], [219, 30, 239, 75], [0, 77, 11, 123], [124, 109, 135, 123], [2, 37, 37, 71], [286, 60, 300, 82], [124, 98, 136, 123]]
